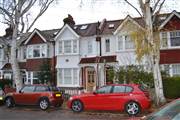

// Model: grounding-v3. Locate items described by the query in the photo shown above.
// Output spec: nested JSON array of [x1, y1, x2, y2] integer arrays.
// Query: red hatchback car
[[5, 85, 63, 110], [67, 84, 151, 115]]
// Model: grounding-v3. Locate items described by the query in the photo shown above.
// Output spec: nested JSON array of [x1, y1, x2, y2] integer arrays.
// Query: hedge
[[163, 77, 180, 99], [0, 79, 12, 90]]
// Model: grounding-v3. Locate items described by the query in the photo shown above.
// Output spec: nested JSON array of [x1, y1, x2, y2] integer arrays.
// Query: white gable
[[114, 16, 144, 35], [55, 24, 80, 41]]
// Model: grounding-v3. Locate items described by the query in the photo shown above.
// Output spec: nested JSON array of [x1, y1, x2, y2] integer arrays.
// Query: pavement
[[0, 102, 147, 120]]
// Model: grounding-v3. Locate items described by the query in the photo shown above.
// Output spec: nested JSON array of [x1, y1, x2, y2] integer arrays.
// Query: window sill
[[116, 49, 135, 52]]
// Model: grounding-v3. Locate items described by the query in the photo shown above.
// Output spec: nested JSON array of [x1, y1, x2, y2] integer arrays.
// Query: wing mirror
[[19, 90, 22, 93]]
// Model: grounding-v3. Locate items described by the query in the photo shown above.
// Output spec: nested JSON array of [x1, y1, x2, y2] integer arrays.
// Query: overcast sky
[[0, 0, 180, 36]]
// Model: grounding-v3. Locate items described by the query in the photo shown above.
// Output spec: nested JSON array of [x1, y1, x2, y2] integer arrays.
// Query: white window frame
[[124, 35, 134, 50], [58, 68, 79, 87], [88, 40, 93, 54], [171, 64, 180, 76], [160, 32, 168, 49], [105, 39, 110, 52], [117, 35, 134, 51], [58, 40, 78, 55], [169, 31, 180, 48], [27, 44, 47, 59], [26, 71, 38, 84]]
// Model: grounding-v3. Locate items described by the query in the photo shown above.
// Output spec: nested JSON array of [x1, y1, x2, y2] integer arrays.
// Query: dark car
[[67, 84, 151, 116], [142, 98, 180, 120], [5, 84, 64, 110]]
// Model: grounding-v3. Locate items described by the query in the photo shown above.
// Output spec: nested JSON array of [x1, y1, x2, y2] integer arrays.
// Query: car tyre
[[5, 97, 14, 108], [125, 101, 140, 116], [71, 100, 83, 112], [39, 98, 49, 110]]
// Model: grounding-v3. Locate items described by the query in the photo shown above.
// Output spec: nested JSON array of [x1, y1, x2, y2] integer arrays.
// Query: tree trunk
[[10, 25, 23, 92], [152, 55, 166, 105], [144, 1, 166, 105]]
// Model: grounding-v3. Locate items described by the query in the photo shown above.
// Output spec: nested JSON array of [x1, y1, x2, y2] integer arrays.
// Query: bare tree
[[0, 0, 56, 91], [124, 0, 167, 105]]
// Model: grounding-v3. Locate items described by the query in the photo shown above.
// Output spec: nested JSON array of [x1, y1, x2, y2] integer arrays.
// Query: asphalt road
[[0, 105, 141, 120]]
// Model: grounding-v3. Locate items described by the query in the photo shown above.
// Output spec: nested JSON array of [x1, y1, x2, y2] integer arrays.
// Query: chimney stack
[[63, 14, 75, 27]]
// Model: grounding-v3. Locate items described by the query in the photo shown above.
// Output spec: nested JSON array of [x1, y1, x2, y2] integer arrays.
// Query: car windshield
[[147, 100, 180, 120]]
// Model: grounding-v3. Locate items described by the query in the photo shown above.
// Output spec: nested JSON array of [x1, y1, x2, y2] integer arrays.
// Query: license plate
[[55, 94, 61, 97], [0, 97, 3, 100]]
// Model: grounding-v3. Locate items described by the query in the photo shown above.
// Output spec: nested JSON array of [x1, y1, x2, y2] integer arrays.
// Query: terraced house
[[0, 11, 180, 94]]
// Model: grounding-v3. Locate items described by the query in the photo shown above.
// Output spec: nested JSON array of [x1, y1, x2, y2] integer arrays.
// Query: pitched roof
[[73, 22, 99, 37], [1, 62, 26, 70], [18, 11, 179, 45], [79, 55, 117, 64]]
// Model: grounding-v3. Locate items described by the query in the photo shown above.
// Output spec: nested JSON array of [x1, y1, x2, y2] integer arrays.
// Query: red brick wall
[[160, 49, 180, 64], [26, 33, 45, 45], [26, 58, 51, 71], [161, 16, 180, 31]]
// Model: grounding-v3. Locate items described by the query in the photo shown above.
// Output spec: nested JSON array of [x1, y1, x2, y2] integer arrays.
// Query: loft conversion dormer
[[80, 25, 88, 30], [108, 24, 114, 29]]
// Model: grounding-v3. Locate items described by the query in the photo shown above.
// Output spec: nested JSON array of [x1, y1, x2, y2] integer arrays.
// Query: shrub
[[112, 65, 154, 87], [0, 79, 12, 89], [163, 77, 180, 99]]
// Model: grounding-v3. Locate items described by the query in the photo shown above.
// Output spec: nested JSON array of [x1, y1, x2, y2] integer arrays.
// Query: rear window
[[125, 86, 133, 93]]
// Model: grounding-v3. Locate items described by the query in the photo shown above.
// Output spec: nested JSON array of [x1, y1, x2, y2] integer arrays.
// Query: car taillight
[[52, 93, 61, 98]]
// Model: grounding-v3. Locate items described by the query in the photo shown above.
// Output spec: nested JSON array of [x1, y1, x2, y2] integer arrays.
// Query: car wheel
[[125, 101, 140, 116], [39, 98, 49, 110], [71, 100, 83, 112], [5, 97, 14, 108]]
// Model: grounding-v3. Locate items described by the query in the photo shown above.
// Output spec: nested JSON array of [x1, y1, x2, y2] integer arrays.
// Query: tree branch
[[124, 0, 143, 17], [20, 0, 36, 17], [152, 0, 166, 23], [152, 0, 161, 14], [0, 6, 14, 26], [26, 0, 55, 32]]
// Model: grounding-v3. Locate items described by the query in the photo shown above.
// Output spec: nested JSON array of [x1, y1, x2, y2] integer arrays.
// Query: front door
[[86, 68, 96, 92]]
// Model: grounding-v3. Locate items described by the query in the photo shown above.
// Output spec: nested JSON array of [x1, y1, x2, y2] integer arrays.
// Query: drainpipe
[[52, 41, 56, 86]]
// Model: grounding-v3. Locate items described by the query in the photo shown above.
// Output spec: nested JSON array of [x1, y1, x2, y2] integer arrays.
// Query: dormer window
[[80, 25, 88, 30], [74, 26, 77, 29], [108, 24, 114, 29]]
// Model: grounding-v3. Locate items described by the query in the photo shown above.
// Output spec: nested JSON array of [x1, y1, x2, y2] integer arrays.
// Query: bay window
[[160, 32, 168, 48], [58, 40, 78, 54], [170, 31, 180, 47], [125, 35, 134, 49], [27, 44, 47, 58], [58, 68, 79, 86], [117, 35, 134, 51], [64, 41, 71, 53]]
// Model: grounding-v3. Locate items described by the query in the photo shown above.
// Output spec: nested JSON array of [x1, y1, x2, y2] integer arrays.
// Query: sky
[[0, 0, 180, 36]]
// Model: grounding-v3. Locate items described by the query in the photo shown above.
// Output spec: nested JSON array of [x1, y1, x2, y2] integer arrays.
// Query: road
[[0, 105, 141, 120]]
